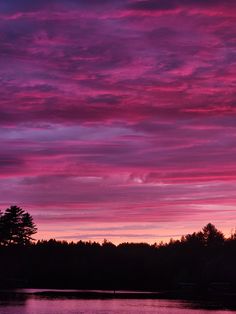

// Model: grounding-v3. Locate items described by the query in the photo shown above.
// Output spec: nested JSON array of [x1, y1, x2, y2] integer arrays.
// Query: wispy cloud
[[0, 0, 236, 242]]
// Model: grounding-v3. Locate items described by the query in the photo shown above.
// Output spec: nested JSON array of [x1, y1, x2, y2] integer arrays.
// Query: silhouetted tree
[[181, 231, 204, 248], [202, 223, 224, 248], [0, 221, 235, 291], [0, 206, 37, 245]]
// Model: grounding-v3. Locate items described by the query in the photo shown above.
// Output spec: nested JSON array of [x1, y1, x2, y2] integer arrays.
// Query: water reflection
[[0, 290, 235, 314]]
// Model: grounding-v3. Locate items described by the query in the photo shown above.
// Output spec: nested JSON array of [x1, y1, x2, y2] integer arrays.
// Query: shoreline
[[1, 288, 236, 310], [0, 288, 236, 300]]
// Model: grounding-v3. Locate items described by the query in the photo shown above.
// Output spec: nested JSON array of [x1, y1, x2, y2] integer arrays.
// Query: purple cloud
[[0, 0, 236, 243]]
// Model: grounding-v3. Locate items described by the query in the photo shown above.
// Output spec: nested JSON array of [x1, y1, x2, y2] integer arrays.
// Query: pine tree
[[0, 206, 37, 245], [202, 223, 224, 248]]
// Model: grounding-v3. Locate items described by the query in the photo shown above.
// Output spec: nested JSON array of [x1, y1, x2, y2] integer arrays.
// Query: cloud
[[128, 0, 236, 12], [0, 0, 236, 242]]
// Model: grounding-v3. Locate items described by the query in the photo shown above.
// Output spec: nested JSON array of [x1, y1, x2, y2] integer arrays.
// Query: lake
[[0, 289, 235, 314]]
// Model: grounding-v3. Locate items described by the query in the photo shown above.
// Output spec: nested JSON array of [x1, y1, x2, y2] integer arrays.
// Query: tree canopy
[[0, 206, 37, 245], [0, 222, 234, 291]]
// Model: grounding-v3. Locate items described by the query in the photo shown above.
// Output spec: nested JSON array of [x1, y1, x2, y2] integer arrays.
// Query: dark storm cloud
[[129, 0, 235, 11]]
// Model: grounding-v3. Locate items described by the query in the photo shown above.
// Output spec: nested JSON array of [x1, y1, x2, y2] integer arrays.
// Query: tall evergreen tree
[[0, 206, 37, 245], [202, 223, 224, 248]]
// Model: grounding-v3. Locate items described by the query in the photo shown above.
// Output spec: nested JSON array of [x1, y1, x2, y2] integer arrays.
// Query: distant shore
[[1, 288, 236, 301]]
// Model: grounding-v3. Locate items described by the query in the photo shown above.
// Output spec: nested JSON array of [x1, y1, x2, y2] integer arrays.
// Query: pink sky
[[0, 0, 236, 243]]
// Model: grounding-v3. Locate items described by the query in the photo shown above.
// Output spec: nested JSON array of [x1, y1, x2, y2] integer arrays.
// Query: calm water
[[0, 290, 235, 314]]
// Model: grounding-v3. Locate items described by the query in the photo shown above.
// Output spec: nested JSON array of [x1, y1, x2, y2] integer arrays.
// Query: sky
[[0, 0, 236, 244]]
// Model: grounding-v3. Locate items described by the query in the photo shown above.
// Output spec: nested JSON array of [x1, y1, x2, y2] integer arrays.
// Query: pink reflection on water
[[23, 298, 236, 314]]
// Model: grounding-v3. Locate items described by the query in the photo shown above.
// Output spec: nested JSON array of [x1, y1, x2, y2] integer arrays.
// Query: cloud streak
[[0, 0, 236, 242]]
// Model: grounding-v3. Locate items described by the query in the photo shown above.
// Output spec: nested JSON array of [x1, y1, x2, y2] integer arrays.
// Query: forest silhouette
[[0, 206, 236, 293]]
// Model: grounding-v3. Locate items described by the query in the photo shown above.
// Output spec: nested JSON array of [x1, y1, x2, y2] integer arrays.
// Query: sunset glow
[[1, 0, 236, 243]]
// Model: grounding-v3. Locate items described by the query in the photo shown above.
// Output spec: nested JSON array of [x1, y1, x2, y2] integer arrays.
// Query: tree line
[[1, 205, 236, 292]]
